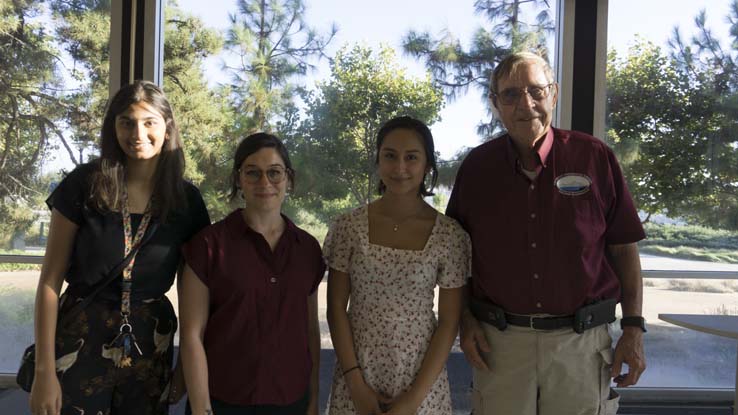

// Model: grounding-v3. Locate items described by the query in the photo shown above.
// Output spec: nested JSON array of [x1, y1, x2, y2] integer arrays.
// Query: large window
[[607, 0, 738, 389], [0, 0, 559, 387], [6, 0, 734, 410], [0, 0, 111, 374]]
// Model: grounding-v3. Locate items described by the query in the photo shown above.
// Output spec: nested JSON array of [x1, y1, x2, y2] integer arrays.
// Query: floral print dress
[[324, 205, 471, 415]]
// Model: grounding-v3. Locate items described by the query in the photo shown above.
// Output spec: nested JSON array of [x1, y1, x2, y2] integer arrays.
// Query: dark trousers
[[185, 392, 309, 415]]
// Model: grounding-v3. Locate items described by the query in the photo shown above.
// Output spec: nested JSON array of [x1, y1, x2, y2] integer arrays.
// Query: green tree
[[292, 44, 444, 221], [606, 40, 706, 223], [50, 0, 111, 161], [162, 3, 233, 221], [666, 6, 738, 229], [607, 4, 738, 230], [225, 0, 336, 133], [402, 0, 554, 138], [0, 0, 65, 244]]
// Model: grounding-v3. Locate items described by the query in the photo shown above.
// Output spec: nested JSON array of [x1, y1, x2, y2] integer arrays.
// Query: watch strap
[[620, 316, 647, 332]]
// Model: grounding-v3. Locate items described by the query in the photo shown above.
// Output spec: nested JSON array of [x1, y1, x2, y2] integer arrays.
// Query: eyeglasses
[[494, 83, 555, 105], [239, 166, 289, 184]]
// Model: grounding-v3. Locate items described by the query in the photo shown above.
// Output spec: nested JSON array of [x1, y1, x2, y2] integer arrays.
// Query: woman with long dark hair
[[180, 133, 325, 415], [326, 116, 470, 415], [29, 80, 210, 415]]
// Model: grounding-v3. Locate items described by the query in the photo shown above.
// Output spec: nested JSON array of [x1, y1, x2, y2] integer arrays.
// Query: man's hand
[[459, 309, 491, 371], [611, 327, 646, 387]]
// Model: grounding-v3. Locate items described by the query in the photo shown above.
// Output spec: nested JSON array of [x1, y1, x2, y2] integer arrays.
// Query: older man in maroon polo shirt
[[446, 51, 647, 415]]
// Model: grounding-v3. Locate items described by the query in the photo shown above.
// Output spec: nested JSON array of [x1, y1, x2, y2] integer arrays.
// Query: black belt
[[504, 313, 574, 330], [470, 297, 617, 334]]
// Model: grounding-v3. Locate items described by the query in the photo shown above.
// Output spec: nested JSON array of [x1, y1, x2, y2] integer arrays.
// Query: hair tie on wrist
[[342, 365, 360, 376]]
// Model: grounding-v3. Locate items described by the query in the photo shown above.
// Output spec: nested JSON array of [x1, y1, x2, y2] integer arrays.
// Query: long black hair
[[90, 80, 186, 220]]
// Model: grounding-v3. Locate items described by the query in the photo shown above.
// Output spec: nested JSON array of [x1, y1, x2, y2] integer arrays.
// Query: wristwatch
[[620, 316, 647, 332]]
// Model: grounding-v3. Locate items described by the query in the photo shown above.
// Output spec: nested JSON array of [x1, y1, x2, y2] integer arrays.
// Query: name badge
[[555, 173, 591, 196]]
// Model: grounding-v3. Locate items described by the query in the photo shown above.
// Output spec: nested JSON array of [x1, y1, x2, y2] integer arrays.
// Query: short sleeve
[[322, 213, 354, 273], [602, 148, 646, 245], [436, 217, 471, 289], [45, 164, 93, 225], [182, 228, 213, 287], [185, 183, 211, 238]]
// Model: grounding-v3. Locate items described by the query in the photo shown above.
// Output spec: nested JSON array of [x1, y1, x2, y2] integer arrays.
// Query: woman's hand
[[167, 361, 187, 404], [29, 372, 62, 415], [347, 375, 388, 415], [380, 390, 421, 415]]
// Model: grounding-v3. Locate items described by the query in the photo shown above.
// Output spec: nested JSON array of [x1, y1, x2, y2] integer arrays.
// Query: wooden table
[[659, 314, 738, 415]]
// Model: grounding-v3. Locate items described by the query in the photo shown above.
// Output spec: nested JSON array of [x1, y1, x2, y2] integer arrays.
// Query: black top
[[47, 162, 210, 302]]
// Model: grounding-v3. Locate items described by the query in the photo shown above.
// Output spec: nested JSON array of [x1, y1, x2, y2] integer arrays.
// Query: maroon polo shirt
[[446, 127, 645, 315], [182, 209, 325, 406]]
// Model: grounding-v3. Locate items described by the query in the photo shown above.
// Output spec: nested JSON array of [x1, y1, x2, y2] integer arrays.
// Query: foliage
[[606, 40, 703, 221], [402, 0, 554, 139], [641, 222, 738, 251], [50, 0, 111, 162], [0, 0, 66, 239], [224, 0, 336, 133], [292, 44, 444, 221], [640, 245, 738, 264], [162, 2, 233, 221], [607, 3, 738, 229], [639, 222, 738, 264]]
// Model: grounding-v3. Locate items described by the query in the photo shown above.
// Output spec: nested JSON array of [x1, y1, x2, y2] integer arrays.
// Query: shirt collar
[[504, 127, 555, 172], [226, 208, 302, 244]]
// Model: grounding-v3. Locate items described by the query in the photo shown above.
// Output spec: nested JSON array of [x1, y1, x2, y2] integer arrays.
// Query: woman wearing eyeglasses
[[179, 133, 325, 415]]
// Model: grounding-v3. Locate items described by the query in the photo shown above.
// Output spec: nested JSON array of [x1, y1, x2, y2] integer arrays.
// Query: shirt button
[[530, 213, 536, 219], [536, 302, 542, 308], [270, 277, 277, 283], [533, 273, 539, 279], [530, 184, 535, 190], [531, 242, 537, 248]]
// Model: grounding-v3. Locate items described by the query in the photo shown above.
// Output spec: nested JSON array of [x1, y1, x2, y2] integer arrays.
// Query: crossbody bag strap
[[58, 221, 159, 328]]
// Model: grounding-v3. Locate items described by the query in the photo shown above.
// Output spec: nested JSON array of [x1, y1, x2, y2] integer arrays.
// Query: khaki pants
[[472, 322, 620, 415]]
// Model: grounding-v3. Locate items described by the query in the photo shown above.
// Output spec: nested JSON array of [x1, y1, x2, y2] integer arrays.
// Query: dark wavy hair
[[229, 132, 295, 201], [375, 116, 438, 197], [89, 80, 186, 221]]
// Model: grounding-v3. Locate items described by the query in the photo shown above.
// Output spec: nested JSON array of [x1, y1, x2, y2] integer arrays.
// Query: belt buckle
[[529, 316, 539, 331]]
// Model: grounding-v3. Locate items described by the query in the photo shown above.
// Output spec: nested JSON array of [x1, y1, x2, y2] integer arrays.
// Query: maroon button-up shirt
[[446, 128, 645, 315], [182, 209, 325, 406]]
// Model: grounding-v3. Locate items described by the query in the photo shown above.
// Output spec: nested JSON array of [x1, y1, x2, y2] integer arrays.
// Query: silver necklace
[[387, 205, 426, 232]]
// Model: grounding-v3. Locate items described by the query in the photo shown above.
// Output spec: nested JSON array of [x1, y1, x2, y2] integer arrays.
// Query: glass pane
[[607, 0, 738, 389], [168, 0, 557, 227], [0, 0, 111, 374]]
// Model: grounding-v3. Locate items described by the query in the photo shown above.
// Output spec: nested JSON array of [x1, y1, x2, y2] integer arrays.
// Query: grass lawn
[[639, 222, 738, 264]]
